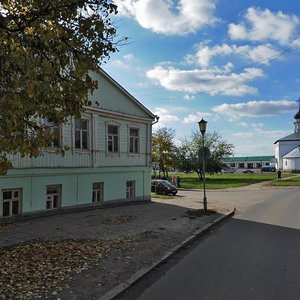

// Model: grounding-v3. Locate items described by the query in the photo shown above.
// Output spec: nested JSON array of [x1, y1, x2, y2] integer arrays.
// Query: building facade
[[0, 69, 156, 220], [274, 102, 300, 172], [222, 156, 275, 170]]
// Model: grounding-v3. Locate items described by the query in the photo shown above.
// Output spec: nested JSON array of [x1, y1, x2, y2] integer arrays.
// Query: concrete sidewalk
[[0, 194, 235, 300]]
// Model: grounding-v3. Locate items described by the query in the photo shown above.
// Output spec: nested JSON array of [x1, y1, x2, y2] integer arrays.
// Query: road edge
[[99, 208, 236, 300]]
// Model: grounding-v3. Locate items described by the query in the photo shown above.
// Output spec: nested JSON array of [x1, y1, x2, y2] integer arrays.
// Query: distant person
[[277, 170, 282, 180], [172, 176, 177, 185], [177, 176, 181, 187]]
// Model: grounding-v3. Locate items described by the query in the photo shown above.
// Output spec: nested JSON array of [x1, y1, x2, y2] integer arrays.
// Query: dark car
[[243, 169, 254, 173], [151, 180, 178, 195], [261, 166, 276, 172]]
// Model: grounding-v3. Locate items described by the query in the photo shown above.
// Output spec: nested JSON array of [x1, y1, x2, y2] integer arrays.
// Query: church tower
[[274, 98, 300, 172], [294, 98, 300, 133]]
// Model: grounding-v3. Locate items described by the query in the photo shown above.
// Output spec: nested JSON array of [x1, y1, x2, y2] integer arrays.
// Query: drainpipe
[[148, 115, 160, 166]]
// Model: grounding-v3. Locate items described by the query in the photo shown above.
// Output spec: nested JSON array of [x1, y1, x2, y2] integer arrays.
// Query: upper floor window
[[129, 128, 139, 154], [107, 125, 119, 153], [75, 119, 89, 150], [43, 119, 61, 148]]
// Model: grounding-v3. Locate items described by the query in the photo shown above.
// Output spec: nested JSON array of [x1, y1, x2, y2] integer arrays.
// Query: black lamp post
[[198, 118, 208, 212]]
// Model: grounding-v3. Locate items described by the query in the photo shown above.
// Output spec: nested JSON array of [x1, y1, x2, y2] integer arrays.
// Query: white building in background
[[274, 101, 300, 172]]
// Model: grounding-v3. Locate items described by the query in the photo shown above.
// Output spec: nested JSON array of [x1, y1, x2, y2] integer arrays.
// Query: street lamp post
[[198, 118, 208, 212]]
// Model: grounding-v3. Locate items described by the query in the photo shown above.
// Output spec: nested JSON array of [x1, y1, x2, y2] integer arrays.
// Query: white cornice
[[84, 106, 154, 123]]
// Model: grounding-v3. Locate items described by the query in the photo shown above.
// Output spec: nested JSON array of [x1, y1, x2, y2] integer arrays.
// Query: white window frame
[[1, 189, 22, 218], [46, 185, 61, 210], [107, 124, 119, 154], [42, 119, 61, 148], [126, 181, 135, 198], [74, 119, 89, 150], [92, 182, 104, 203], [129, 127, 140, 154]]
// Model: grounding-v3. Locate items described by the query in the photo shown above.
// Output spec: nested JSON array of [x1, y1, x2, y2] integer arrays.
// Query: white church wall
[[275, 144, 280, 169], [283, 158, 300, 171], [275, 142, 299, 169]]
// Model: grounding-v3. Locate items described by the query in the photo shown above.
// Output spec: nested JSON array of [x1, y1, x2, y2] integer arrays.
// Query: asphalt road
[[119, 186, 300, 300]]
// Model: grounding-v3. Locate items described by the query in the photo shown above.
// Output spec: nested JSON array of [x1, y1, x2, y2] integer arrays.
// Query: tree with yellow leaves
[[0, 0, 121, 173]]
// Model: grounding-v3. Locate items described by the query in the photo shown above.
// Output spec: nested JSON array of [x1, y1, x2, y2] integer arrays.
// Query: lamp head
[[198, 118, 207, 135]]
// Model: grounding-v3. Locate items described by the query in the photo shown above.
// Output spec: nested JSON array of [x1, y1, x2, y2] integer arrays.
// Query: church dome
[[294, 109, 300, 120]]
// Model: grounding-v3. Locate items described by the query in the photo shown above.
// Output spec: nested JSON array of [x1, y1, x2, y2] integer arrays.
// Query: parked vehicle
[[243, 169, 254, 174], [222, 168, 235, 173], [151, 180, 178, 195], [261, 165, 276, 172]]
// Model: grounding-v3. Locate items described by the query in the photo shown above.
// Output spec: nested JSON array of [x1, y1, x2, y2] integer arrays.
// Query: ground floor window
[[126, 181, 135, 198], [46, 185, 61, 210], [2, 189, 22, 217], [92, 182, 104, 203]]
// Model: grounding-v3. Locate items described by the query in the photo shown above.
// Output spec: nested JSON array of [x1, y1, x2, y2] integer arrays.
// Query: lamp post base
[[203, 196, 207, 212]]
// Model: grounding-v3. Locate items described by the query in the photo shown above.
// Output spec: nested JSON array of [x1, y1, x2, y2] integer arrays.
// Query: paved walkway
[[0, 194, 234, 300]]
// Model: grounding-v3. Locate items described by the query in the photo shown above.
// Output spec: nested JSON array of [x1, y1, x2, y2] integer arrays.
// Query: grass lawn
[[161, 172, 293, 189], [270, 175, 300, 186], [151, 193, 174, 199]]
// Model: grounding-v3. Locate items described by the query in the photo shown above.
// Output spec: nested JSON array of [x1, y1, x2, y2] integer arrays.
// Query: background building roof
[[222, 156, 275, 163]]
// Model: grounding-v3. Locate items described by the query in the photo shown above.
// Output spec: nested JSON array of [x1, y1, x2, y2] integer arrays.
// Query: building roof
[[274, 132, 300, 144], [283, 146, 300, 158], [222, 156, 275, 163]]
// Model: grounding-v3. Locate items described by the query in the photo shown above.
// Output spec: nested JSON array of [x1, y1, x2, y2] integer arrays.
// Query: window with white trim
[[46, 185, 61, 210], [75, 119, 89, 150], [92, 182, 104, 203], [129, 128, 139, 154], [43, 119, 61, 148], [2, 189, 22, 217], [126, 181, 135, 198], [107, 125, 119, 153]]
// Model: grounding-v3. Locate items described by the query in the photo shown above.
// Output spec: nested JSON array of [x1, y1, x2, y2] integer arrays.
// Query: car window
[[161, 181, 173, 188]]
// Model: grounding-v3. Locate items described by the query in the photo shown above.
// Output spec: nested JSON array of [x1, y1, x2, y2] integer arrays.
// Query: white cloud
[[153, 107, 180, 127], [228, 7, 300, 45], [232, 132, 254, 138], [186, 43, 280, 68], [114, 0, 218, 35], [123, 53, 134, 60], [239, 122, 248, 127], [183, 112, 213, 124], [109, 53, 136, 70], [183, 94, 195, 100], [146, 65, 264, 96], [213, 100, 297, 120]]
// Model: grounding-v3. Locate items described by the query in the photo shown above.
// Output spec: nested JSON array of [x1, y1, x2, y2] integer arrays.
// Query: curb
[[99, 208, 236, 300]]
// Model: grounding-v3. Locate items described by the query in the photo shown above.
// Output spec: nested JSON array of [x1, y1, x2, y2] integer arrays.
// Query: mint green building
[[0, 69, 156, 220]]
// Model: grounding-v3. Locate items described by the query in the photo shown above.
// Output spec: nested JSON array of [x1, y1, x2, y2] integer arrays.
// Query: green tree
[[152, 127, 177, 179], [0, 0, 121, 174], [178, 131, 234, 178]]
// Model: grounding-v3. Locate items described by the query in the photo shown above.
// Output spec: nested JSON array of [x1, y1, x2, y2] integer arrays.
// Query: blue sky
[[103, 0, 300, 156]]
